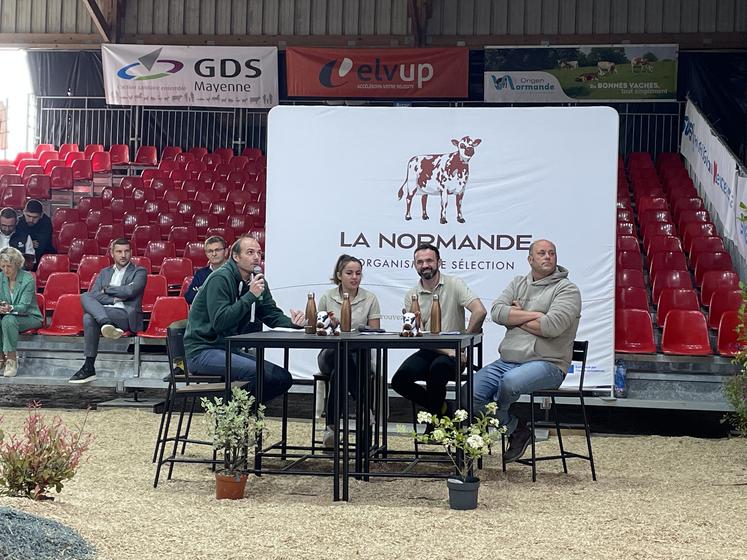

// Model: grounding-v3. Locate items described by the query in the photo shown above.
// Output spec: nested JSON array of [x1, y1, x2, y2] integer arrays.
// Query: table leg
[[254, 347, 265, 475]]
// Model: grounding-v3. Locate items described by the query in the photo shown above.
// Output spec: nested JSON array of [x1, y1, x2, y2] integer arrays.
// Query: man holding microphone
[[184, 234, 305, 403]]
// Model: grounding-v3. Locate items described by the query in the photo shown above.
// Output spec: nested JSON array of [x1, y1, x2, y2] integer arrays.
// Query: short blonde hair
[[0, 246, 25, 271]]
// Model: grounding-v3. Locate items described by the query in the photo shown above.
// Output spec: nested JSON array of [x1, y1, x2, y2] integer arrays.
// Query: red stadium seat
[[193, 213, 219, 238], [642, 222, 676, 250], [205, 226, 235, 245], [229, 155, 249, 170], [201, 153, 221, 169], [64, 151, 84, 165], [656, 288, 699, 327], [13, 152, 33, 166], [137, 297, 189, 338], [178, 275, 193, 298], [183, 242, 208, 270], [141, 274, 168, 313], [688, 236, 725, 260], [694, 252, 734, 287], [682, 222, 717, 254], [637, 196, 668, 215], [616, 251, 642, 271], [244, 203, 264, 227], [615, 308, 656, 353], [211, 180, 230, 197], [701, 271, 740, 309], [34, 144, 55, 157], [198, 170, 215, 184], [21, 166, 44, 181], [44, 159, 67, 174], [52, 208, 81, 232], [71, 159, 93, 182], [93, 223, 125, 253], [156, 213, 183, 239], [24, 175, 51, 201], [0, 185, 27, 209], [144, 241, 176, 272], [241, 147, 262, 160], [180, 179, 201, 195], [638, 209, 672, 229], [78, 255, 111, 290], [214, 163, 231, 179], [249, 229, 265, 249], [143, 199, 171, 224], [649, 251, 688, 281], [111, 198, 137, 222], [227, 190, 253, 212], [616, 286, 648, 311], [163, 189, 189, 212], [672, 197, 704, 221], [616, 222, 634, 236], [176, 200, 198, 220], [42, 272, 80, 311], [85, 209, 113, 237], [616, 269, 645, 290], [36, 254, 71, 290], [120, 176, 144, 194], [17, 159, 40, 176], [651, 270, 692, 304], [716, 311, 743, 357], [59, 144, 79, 159], [109, 144, 130, 165], [208, 201, 231, 218], [38, 150, 59, 166], [189, 147, 209, 159], [214, 148, 234, 163], [130, 256, 152, 274], [123, 212, 149, 236], [50, 167, 73, 190], [37, 293, 84, 336], [661, 310, 712, 356], [167, 225, 197, 256], [676, 209, 710, 234], [91, 151, 112, 175], [159, 257, 194, 288], [102, 186, 125, 200], [133, 145, 158, 166], [57, 222, 88, 253], [175, 152, 195, 164], [185, 160, 206, 178], [131, 225, 160, 256], [170, 169, 190, 184], [77, 195, 104, 214], [707, 289, 742, 330], [0, 174, 23, 188], [132, 187, 156, 210], [645, 235, 683, 257], [161, 146, 182, 160], [84, 144, 104, 158], [68, 238, 100, 270], [617, 209, 633, 222], [194, 189, 220, 211]]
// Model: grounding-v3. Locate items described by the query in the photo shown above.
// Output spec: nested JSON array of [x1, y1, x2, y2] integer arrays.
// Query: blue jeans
[[187, 348, 293, 404], [466, 359, 564, 435]]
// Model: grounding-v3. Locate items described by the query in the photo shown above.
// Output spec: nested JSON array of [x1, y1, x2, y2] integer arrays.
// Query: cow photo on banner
[[265, 106, 618, 389]]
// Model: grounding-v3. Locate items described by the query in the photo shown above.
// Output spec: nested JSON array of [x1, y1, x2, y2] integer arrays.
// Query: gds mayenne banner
[[680, 100, 739, 243], [484, 44, 677, 103], [102, 44, 278, 108], [264, 106, 617, 389], [286, 47, 468, 98]]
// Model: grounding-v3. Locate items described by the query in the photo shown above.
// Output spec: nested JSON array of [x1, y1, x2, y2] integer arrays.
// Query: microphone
[[250, 265, 263, 322]]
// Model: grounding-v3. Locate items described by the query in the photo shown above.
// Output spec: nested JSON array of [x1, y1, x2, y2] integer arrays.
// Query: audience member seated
[[69, 238, 147, 384], [0, 207, 35, 270], [183, 235, 305, 403], [183, 235, 228, 305], [17, 199, 56, 270], [0, 247, 42, 377]]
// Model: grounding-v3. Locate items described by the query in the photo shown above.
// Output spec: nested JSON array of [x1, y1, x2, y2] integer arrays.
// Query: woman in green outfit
[[0, 247, 42, 377]]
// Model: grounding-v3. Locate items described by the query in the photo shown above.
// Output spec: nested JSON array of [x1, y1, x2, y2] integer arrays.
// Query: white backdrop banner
[[102, 44, 278, 108], [265, 106, 617, 388], [680, 100, 739, 241], [735, 173, 747, 260]]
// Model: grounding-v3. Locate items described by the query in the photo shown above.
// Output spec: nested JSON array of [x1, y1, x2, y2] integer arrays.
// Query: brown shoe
[[503, 424, 532, 463]]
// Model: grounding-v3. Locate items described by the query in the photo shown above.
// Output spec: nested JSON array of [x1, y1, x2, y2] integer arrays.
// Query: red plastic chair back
[[24, 175, 51, 201], [616, 251, 642, 271], [615, 287, 648, 311], [178, 275, 193, 297], [183, 242, 208, 270], [130, 256, 152, 274], [42, 272, 80, 311], [646, 235, 683, 256], [91, 151, 111, 173], [138, 297, 189, 337], [131, 225, 160, 256], [694, 252, 734, 287], [77, 196, 104, 214], [36, 254, 71, 289], [57, 222, 88, 253], [161, 146, 182, 160], [661, 310, 712, 355], [109, 144, 130, 165], [37, 293, 84, 336], [50, 167, 73, 190], [650, 270, 692, 304], [615, 308, 656, 353], [656, 288, 699, 327], [78, 255, 111, 290], [85, 209, 114, 237], [707, 289, 743, 330], [0, 185, 27, 209], [649, 251, 688, 281], [59, 143, 79, 159], [144, 241, 176, 271], [94, 223, 125, 253], [141, 274, 168, 313], [52, 208, 81, 232], [84, 144, 104, 158], [701, 271, 740, 309], [716, 311, 743, 357], [68, 238, 100, 270], [134, 145, 158, 166], [71, 159, 93, 181], [160, 257, 194, 288]]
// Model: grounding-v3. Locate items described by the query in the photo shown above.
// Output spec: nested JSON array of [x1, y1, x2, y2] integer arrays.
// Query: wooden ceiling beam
[[80, 0, 112, 43]]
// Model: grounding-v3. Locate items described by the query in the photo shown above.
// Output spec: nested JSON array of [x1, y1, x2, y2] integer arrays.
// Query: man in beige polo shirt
[[391, 243, 486, 417]]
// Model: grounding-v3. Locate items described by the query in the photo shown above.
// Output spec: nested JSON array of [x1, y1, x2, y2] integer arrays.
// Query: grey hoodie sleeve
[[537, 281, 581, 338], [490, 276, 523, 325]]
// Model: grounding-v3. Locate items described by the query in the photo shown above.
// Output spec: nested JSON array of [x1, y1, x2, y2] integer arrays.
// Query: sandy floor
[[0, 407, 745, 560]]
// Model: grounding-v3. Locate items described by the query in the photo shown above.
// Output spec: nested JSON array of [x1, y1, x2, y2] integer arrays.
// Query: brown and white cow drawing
[[396, 136, 481, 224], [631, 57, 654, 72]]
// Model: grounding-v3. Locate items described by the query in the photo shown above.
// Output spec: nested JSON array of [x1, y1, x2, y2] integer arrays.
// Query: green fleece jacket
[[183, 258, 299, 360], [491, 265, 581, 372]]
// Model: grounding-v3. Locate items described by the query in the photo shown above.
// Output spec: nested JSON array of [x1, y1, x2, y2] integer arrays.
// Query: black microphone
[[250, 265, 263, 322]]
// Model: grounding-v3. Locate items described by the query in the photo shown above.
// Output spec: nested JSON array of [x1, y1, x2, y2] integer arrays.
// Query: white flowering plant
[[416, 402, 506, 481], [201, 387, 267, 476]]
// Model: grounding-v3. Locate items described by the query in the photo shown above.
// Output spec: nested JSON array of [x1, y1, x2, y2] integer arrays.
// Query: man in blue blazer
[[69, 238, 147, 384]]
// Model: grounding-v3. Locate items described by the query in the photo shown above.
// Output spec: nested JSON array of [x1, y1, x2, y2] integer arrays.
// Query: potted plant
[[416, 401, 506, 510], [201, 387, 266, 500]]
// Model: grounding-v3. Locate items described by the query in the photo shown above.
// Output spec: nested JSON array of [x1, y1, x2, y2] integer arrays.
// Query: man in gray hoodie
[[468, 239, 581, 463]]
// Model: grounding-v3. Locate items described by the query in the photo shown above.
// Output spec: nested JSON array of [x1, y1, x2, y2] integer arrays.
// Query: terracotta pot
[[446, 477, 480, 510], [215, 472, 248, 500]]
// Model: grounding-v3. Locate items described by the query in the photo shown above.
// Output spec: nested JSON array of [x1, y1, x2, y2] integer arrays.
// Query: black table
[[225, 331, 346, 500]]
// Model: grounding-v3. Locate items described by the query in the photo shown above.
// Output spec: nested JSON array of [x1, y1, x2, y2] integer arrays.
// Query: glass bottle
[[340, 293, 352, 332], [304, 292, 317, 334], [430, 294, 442, 334]]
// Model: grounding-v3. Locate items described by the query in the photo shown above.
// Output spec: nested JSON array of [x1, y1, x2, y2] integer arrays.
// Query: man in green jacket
[[184, 235, 305, 403], [466, 239, 581, 463]]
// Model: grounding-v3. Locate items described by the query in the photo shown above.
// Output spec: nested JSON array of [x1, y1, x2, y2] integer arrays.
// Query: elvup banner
[[102, 44, 278, 108], [680, 100, 739, 242], [484, 45, 677, 103], [264, 106, 617, 389]]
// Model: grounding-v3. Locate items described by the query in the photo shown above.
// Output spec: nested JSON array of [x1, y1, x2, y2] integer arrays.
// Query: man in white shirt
[[69, 238, 147, 384], [0, 207, 35, 269]]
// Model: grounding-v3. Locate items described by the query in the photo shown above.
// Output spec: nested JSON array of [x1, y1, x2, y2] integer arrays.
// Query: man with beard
[[392, 243, 486, 417]]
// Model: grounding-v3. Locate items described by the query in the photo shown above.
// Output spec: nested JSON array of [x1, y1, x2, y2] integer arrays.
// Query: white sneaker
[[3, 359, 17, 377], [101, 324, 124, 339], [322, 427, 335, 448]]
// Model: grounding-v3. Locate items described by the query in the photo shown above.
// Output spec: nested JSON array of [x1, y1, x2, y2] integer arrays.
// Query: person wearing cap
[[17, 200, 55, 270]]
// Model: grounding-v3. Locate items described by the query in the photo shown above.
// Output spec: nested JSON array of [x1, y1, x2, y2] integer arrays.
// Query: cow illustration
[[558, 59, 579, 69], [597, 61, 617, 76], [575, 72, 598, 82], [397, 136, 481, 224], [631, 57, 654, 73]]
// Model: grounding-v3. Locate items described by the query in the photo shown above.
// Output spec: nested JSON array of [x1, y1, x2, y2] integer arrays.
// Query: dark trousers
[[81, 292, 132, 359], [318, 348, 359, 425], [391, 349, 457, 415]]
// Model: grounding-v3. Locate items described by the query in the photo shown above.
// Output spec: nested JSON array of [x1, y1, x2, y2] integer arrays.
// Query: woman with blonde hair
[[0, 246, 42, 376]]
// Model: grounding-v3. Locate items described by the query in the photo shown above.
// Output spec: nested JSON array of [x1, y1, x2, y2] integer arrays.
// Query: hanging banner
[[734, 174, 747, 261], [286, 47, 468, 98], [680, 100, 739, 242], [265, 106, 618, 389], [102, 44, 278, 108], [484, 45, 678, 103]]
